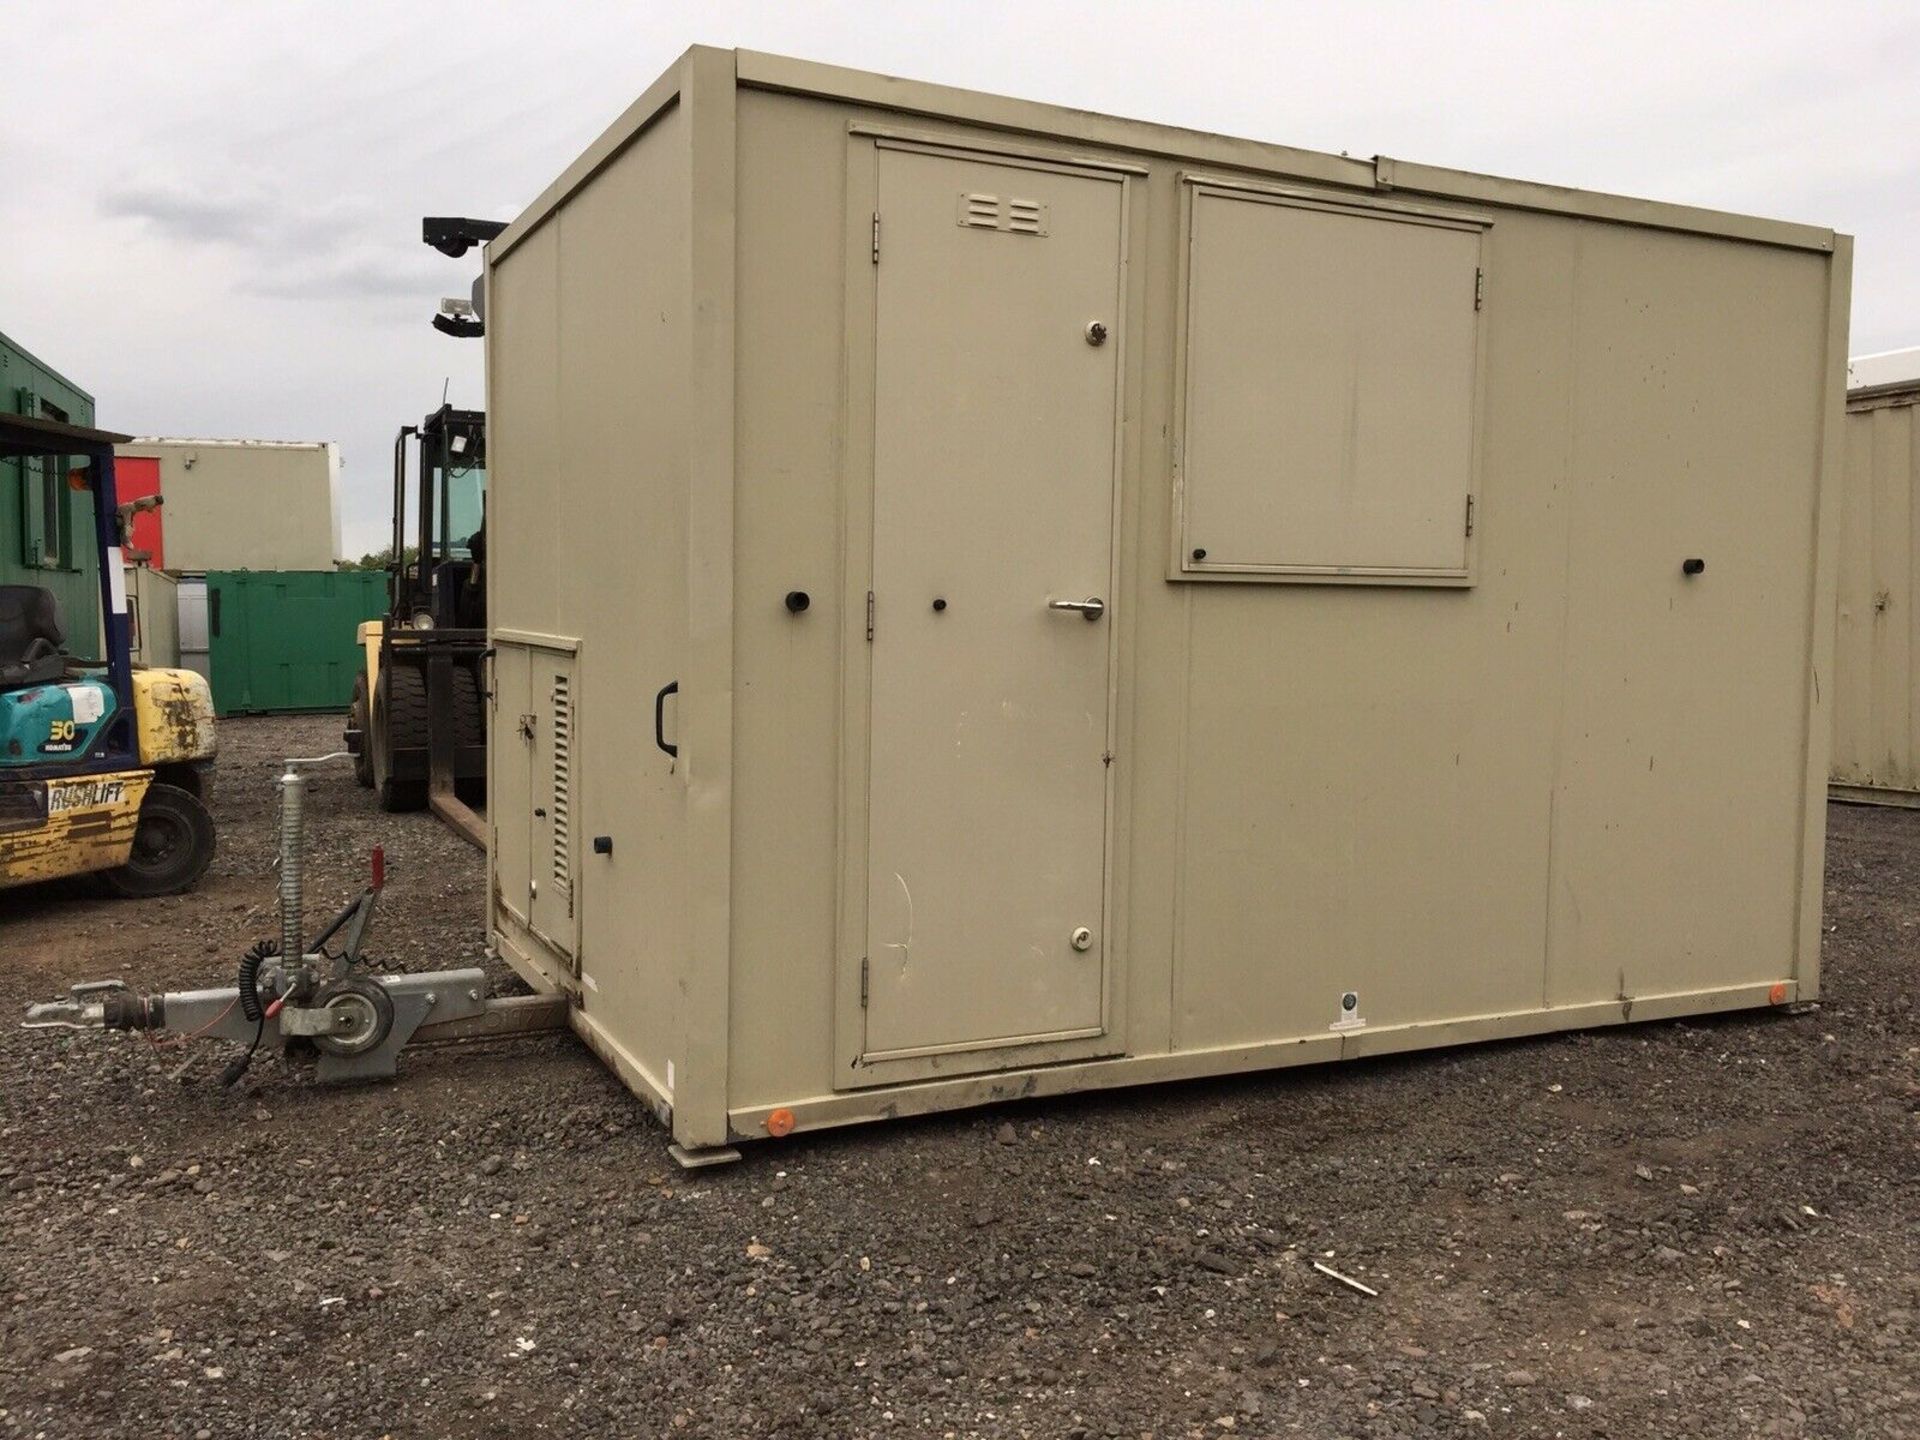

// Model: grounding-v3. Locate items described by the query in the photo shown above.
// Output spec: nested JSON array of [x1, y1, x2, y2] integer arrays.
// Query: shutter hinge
[[860, 957, 870, 1008], [871, 212, 881, 264], [1465, 494, 1476, 537], [1474, 267, 1485, 311], [865, 590, 875, 642]]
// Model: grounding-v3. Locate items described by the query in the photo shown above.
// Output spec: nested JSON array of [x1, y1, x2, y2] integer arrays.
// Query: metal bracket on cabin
[[422, 216, 506, 259], [423, 217, 505, 337]]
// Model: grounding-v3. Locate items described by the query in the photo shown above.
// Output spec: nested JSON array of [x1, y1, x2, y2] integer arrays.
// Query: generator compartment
[[484, 47, 1851, 1156]]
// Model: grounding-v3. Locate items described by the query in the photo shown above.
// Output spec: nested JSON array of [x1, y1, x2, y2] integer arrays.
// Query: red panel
[[115, 456, 164, 569]]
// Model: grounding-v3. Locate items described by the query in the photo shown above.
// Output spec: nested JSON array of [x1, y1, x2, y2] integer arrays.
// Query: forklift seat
[[434, 559, 485, 630], [0, 585, 68, 689]]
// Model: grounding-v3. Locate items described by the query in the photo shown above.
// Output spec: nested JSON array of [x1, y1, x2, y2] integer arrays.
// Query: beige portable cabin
[[484, 48, 1850, 1160], [124, 564, 180, 670], [1832, 375, 1920, 804], [116, 438, 343, 571]]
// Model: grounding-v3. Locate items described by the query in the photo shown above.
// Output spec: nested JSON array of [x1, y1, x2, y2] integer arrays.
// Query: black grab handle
[[654, 681, 679, 758]]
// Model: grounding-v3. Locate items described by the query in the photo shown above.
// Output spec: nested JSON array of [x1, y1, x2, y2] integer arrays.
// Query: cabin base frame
[[1828, 782, 1920, 810], [504, 895, 1806, 1155], [722, 978, 1803, 1146]]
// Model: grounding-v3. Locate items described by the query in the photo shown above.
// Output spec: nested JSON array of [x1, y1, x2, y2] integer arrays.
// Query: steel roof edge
[[0, 328, 96, 406], [490, 48, 698, 264], [121, 437, 336, 451], [739, 50, 1836, 254], [737, 49, 1376, 193], [490, 46, 1840, 265], [1371, 158, 1834, 253], [1847, 379, 1920, 412]]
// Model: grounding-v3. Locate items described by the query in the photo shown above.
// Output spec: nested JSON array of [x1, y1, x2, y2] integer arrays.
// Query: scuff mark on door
[[883, 871, 915, 967]]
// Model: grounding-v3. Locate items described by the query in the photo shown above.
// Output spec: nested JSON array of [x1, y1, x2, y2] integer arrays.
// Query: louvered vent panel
[[960, 192, 1001, 229], [550, 673, 572, 885], [1007, 198, 1044, 234], [955, 193, 1049, 236]]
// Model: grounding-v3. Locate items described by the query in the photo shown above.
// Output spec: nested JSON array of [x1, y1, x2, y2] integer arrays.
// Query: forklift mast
[[340, 214, 504, 849]]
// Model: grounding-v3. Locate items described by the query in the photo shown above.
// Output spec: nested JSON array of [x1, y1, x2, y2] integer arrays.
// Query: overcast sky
[[5, 1, 1914, 560]]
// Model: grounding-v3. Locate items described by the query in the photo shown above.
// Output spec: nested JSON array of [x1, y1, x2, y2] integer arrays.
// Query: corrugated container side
[[1832, 387, 1920, 798], [204, 570, 385, 715]]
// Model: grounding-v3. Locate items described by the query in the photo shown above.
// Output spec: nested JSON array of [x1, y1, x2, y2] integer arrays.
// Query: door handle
[[654, 681, 679, 758], [1048, 597, 1106, 621]]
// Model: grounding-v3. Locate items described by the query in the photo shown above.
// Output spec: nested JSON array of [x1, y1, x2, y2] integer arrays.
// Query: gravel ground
[[1, 713, 1915, 1439]]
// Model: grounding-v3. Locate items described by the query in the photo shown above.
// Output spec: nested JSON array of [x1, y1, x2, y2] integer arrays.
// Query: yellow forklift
[[342, 217, 500, 849], [0, 413, 217, 895], [344, 402, 488, 845]]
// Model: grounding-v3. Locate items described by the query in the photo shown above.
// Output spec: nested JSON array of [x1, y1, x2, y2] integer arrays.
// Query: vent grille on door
[[956, 192, 1049, 236], [550, 673, 572, 885]]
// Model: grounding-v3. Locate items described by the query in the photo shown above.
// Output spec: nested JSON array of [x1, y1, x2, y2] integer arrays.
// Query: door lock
[[1071, 927, 1093, 952], [1048, 597, 1105, 621]]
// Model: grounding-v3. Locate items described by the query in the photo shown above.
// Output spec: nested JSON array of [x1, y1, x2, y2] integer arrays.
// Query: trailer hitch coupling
[[20, 751, 558, 1083]]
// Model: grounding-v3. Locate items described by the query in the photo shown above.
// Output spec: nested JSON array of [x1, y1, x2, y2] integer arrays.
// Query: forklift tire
[[372, 665, 429, 813], [453, 664, 487, 747], [100, 783, 216, 899], [452, 664, 488, 808], [348, 673, 375, 789]]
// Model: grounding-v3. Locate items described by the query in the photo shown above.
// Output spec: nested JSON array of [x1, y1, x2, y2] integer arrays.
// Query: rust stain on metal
[[0, 808, 140, 888], [160, 695, 203, 754]]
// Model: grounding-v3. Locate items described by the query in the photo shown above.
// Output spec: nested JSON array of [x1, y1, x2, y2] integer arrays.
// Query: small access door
[[849, 141, 1127, 1076], [527, 657, 577, 954], [494, 644, 578, 965]]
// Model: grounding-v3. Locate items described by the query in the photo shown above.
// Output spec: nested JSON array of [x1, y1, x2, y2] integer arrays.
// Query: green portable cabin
[[1, 331, 100, 649]]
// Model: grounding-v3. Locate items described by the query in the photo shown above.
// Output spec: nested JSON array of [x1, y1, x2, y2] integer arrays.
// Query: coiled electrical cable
[[223, 939, 280, 1088], [236, 938, 277, 1022]]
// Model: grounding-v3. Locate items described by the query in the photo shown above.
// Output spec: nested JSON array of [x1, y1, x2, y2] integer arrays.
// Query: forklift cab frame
[[0, 413, 138, 775], [390, 403, 486, 633], [364, 403, 488, 845]]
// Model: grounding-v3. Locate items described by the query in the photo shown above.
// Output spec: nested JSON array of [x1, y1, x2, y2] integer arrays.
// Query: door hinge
[[1474, 267, 1485, 310], [871, 212, 881, 264], [859, 957, 870, 1008], [1465, 494, 1476, 537], [865, 590, 875, 642]]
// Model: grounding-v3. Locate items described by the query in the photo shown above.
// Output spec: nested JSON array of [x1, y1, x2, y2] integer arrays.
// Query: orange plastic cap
[[766, 1108, 796, 1138]]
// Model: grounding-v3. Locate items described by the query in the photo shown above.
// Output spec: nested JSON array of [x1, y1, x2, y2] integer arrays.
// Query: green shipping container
[[206, 570, 385, 717]]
